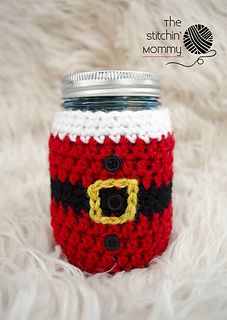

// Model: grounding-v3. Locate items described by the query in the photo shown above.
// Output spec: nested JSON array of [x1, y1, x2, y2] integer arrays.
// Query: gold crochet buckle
[[87, 178, 139, 225]]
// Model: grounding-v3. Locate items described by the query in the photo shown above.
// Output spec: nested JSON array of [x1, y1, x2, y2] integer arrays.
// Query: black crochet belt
[[51, 178, 172, 220]]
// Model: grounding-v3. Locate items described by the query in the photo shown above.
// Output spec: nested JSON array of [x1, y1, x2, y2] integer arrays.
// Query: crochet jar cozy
[[49, 70, 174, 274]]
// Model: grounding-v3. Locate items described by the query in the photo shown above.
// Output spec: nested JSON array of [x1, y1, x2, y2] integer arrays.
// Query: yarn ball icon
[[183, 24, 213, 54]]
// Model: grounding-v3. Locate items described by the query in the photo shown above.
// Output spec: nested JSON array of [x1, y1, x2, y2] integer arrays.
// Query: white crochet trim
[[51, 108, 172, 144]]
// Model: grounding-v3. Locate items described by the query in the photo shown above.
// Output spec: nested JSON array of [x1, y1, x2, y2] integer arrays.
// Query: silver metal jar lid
[[61, 70, 160, 98]]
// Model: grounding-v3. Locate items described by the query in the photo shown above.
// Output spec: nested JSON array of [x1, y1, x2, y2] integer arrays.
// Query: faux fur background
[[1, 0, 227, 319]]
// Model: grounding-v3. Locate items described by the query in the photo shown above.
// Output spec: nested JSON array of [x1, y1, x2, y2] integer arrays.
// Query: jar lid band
[[61, 70, 160, 98]]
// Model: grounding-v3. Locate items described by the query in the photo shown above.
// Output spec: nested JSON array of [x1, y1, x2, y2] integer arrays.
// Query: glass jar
[[49, 70, 174, 274]]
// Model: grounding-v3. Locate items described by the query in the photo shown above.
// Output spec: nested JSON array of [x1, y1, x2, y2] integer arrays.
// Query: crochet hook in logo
[[166, 24, 217, 67]]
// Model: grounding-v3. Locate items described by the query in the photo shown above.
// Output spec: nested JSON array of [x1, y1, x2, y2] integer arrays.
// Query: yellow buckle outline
[[87, 178, 139, 225]]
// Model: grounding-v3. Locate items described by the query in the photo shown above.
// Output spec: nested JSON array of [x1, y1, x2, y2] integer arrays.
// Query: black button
[[99, 187, 128, 217], [104, 155, 121, 172], [107, 194, 124, 211], [104, 235, 120, 251]]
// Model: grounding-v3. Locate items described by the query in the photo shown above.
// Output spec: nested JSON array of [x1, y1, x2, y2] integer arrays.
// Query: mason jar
[[49, 70, 174, 274]]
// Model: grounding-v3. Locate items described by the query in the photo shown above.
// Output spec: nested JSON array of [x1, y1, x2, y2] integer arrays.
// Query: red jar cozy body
[[49, 107, 174, 274]]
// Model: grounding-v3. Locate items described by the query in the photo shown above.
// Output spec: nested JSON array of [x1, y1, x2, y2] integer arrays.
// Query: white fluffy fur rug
[[1, 0, 227, 319]]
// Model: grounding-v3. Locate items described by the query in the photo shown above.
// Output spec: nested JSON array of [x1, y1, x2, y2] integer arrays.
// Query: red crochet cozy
[[49, 131, 174, 274]]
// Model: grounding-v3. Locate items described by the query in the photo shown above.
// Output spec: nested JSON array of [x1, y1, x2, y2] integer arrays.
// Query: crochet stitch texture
[[49, 109, 174, 273]]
